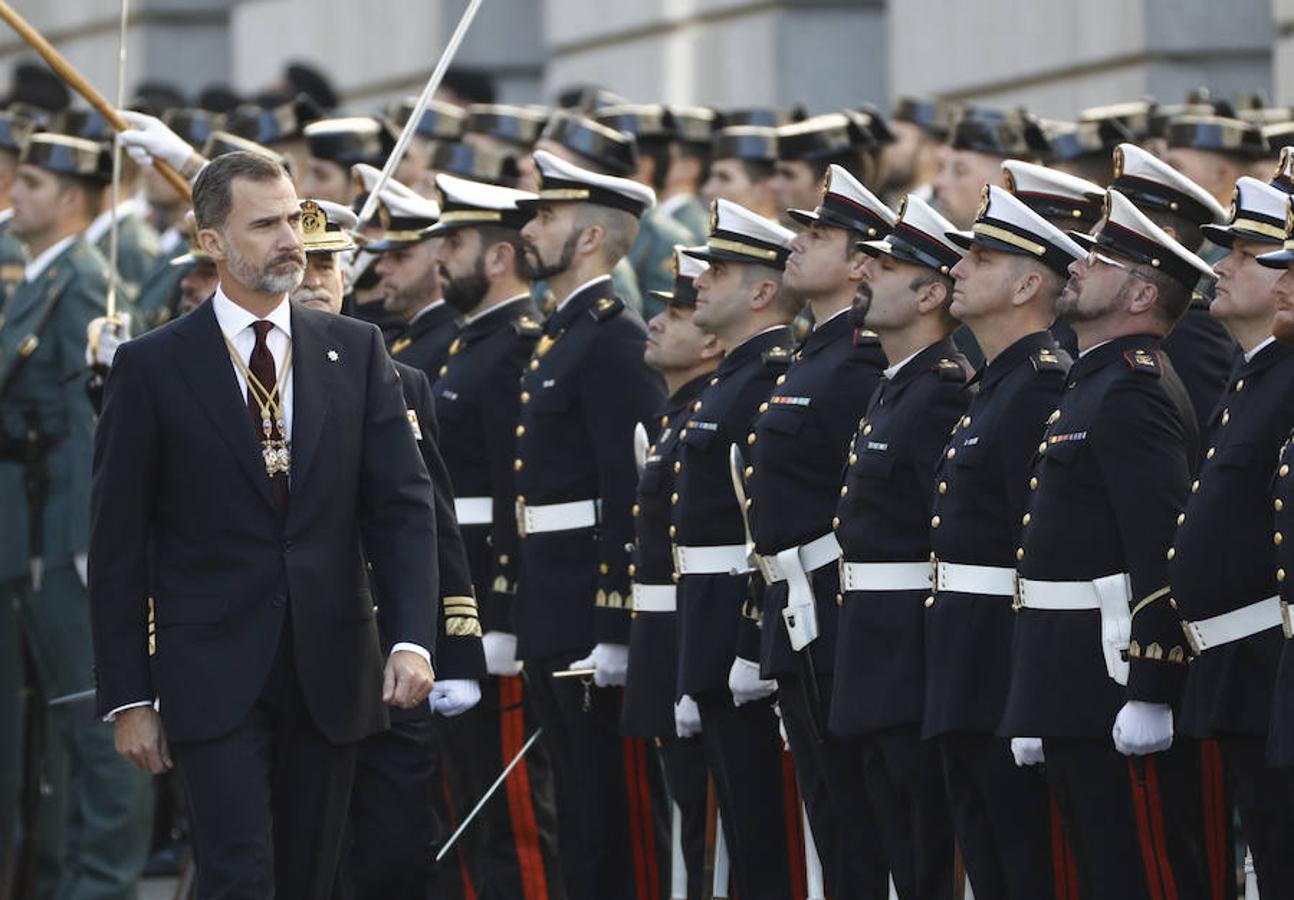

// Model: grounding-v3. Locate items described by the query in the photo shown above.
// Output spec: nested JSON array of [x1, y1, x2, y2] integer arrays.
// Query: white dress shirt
[[1244, 335, 1276, 364], [24, 235, 77, 283]]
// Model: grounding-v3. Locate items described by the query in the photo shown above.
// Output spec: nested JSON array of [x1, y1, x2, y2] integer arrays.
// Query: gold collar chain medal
[[225, 336, 294, 479]]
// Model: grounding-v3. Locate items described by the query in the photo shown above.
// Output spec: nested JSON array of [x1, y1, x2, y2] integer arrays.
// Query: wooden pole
[[0, 0, 192, 200]]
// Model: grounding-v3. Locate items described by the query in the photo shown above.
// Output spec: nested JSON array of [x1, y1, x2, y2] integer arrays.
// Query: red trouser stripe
[[1144, 757, 1180, 900], [1048, 794, 1079, 900], [782, 750, 807, 900], [1128, 757, 1173, 900], [622, 738, 651, 900], [498, 676, 549, 900], [1200, 740, 1228, 900]]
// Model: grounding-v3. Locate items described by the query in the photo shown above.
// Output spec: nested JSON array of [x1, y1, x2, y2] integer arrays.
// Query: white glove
[[569, 643, 630, 688], [674, 694, 702, 738], [85, 313, 131, 368], [429, 679, 481, 717], [73, 553, 88, 589], [1112, 700, 1174, 756], [482, 631, 523, 677], [1011, 737, 1045, 767], [727, 657, 777, 707], [118, 110, 198, 171]]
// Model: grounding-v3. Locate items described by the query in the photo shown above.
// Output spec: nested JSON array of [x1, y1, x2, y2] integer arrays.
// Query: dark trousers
[[658, 737, 709, 900], [434, 674, 565, 900], [938, 732, 1055, 900], [171, 625, 358, 900], [1221, 735, 1294, 900], [779, 675, 889, 899], [694, 691, 795, 900], [526, 653, 666, 900], [335, 714, 440, 900], [858, 725, 955, 900], [1044, 736, 1210, 900]]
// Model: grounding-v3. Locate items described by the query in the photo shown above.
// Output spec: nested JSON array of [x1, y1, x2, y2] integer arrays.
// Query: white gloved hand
[[482, 631, 523, 676], [85, 313, 132, 368], [1112, 700, 1174, 756], [1011, 737, 1045, 767], [429, 679, 482, 717], [728, 657, 777, 707], [73, 552, 88, 588], [569, 643, 630, 688], [674, 694, 702, 738], [118, 110, 198, 171]]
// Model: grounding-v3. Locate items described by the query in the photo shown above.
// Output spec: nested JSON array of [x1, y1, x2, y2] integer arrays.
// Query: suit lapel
[[172, 299, 278, 511], [286, 303, 332, 495]]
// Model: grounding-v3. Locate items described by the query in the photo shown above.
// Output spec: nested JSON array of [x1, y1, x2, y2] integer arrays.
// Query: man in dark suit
[[88, 151, 438, 898]]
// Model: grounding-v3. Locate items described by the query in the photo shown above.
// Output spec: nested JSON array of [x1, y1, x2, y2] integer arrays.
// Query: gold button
[[1191, 480, 1200, 493], [661, 415, 669, 426], [938, 481, 948, 494], [1283, 465, 1290, 478], [745, 499, 752, 510], [850, 454, 858, 465], [1279, 568, 1286, 583], [1029, 477, 1038, 490], [747, 433, 756, 445], [632, 504, 640, 516], [516, 425, 526, 437], [670, 492, 679, 504], [840, 485, 849, 497], [776, 374, 787, 385], [674, 461, 682, 474], [961, 416, 971, 428], [1177, 513, 1185, 525], [669, 525, 677, 539], [628, 564, 636, 577], [1206, 447, 1215, 460], [499, 554, 509, 565], [832, 516, 841, 529], [863, 424, 873, 436], [513, 459, 524, 471], [924, 596, 935, 608], [1221, 410, 1230, 426], [1166, 548, 1175, 560], [1048, 409, 1061, 424], [1236, 379, 1245, 391], [693, 400, 703, 412], [1016, 548, 1025, 560], [599, 563, 609, 575], [673, 572, 681, 583], [709, 377, 719, 386], [836, 594, 844, 606], [529, 359, 539, 370], [1022, 513, 1031, 525], [931, 515, 941, 528], [759, 402, 769, 413], [744, 466, 754, 478], [1277, 499, 1285, 512], [438, 366, 448, 378], [1277, 532, 1285, 546], [521, 391, 530, 404], [1038, 441, 1047, 454], [947, 448, 957, 460]]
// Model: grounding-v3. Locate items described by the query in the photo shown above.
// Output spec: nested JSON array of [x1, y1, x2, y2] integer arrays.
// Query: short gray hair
[[192, 151, 291, 232]]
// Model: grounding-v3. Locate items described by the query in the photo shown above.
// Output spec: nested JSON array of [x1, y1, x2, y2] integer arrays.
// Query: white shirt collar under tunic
[[1245, 335, 1276, 364], [24, 235, 77, 283]]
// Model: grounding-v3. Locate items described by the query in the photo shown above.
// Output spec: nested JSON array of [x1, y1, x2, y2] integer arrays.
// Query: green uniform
[[90, 209, 161, 315], [664, 193, 709, 244], [628, 203, 694, 321], [0, 212, 27, 313], [0, 235, 152, 898], [132, 229, 190, 332]]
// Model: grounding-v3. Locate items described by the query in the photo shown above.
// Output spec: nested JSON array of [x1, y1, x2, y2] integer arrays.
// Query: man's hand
[[86, 314, 131, 369], [114, 706, 171, 774], [728, 657, 777, 706], [429, 679, 482, 717], [117, 110, 204, 174], [383, 649, 435, 708], [674, 694, 702, 738], [1011, 737, 1045, 767], [1112, 700, 1174, 756], [482, 631, 524, 677], [569, 643, 629, 688]]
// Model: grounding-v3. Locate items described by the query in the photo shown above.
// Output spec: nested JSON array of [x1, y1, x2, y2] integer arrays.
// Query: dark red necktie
[[248, 320, 288, 508]]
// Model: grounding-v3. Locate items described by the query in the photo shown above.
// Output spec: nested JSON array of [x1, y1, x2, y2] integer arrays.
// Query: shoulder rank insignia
[[390, 336, 413, 355], [447, 337, 464, 356], [853, 328, 881, 347], [406, 409, 423, 441], [513, 315, 543, 337], [590, 296, 625, 322], [535, 333, 559, 357], [1030, 347, 1065, 373], [762, 345, 793, 368], [1124, 347, 1163, 376], [935, 357, 967, 382]]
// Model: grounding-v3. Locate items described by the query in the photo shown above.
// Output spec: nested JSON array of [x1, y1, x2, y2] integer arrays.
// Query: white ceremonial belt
[[672, 543, 753, 576], [632, 583, 677, 613], [757, 533, 841, 583], [934, 561, 1018, 597], [516, 498, 600, 537], [453, 497, 492, 526], [1015, 573, 1132, 686], [1182, 595, 1283, 654], [839, 561, 932, 593]]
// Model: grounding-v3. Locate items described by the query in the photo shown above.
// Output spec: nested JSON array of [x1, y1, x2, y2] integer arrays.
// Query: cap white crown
[[1002, 159, 1103, 203], [713, 197, 795, 249], [304, 116, 383, 138], [674, 244, 708, 280], [826, 163, 897, 228], [435, 172, 537, 211], [1115, 143, 1227, 223], [380, 188, 440, 221], [984, 184, 1087, 260], [1232, 175, 1290, 226], [350, 163, 422, 201], [309, 198, 358, 232], [896, 193, 962, 256], [531, 148, 656, 211], [1103, 189, 1216, 279]]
